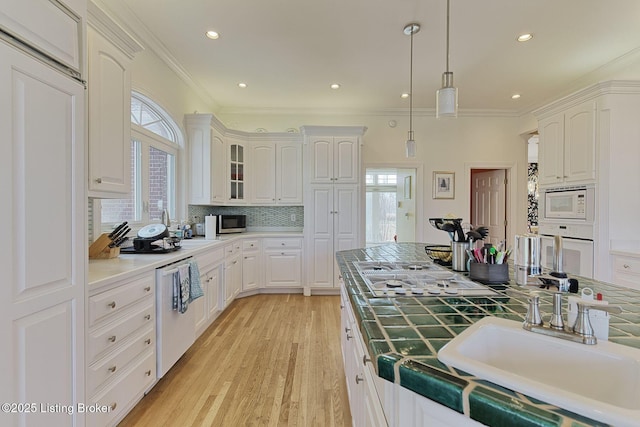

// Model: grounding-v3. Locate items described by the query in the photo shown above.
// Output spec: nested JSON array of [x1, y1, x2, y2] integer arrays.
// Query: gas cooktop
[[354, 261, 499, 297]]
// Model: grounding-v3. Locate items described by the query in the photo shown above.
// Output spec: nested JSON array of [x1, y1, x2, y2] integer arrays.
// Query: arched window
[[101, 92, 182, 229]]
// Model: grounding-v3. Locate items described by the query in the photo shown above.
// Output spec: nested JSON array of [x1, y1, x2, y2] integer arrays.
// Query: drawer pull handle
[[108, 301, 116, 309], [355, 375, 364, 384], [145, 370, 152, 376], [145, 314, 151, 321], [281, 242, 285, 245], [108, 335, 116, 343], [108, 366, 117, 373], [145, 338, 152, 345], [363, 355, 372, 365], [624, 264, 630, 269], [109, 402, 117, 411], [144, 286, 151, 292]]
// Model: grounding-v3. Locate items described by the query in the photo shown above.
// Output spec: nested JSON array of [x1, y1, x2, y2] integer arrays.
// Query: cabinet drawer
[[614, 256, 640, 276], [89, 275, 154, 326], [88, 299, 155, 362], [224, 241, 243, 258], [87, 325, 155, 396], [194, 247, 224, 271], [88, 350, 156, 427], [263, 238, 302, 250], [243, 239, 261, 251]]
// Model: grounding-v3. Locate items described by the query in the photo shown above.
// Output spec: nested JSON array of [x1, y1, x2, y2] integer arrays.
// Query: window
[[101, 93, 181, 229]]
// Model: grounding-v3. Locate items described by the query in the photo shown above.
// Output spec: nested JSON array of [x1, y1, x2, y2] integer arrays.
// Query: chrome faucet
[[523, 292, 622, 345]]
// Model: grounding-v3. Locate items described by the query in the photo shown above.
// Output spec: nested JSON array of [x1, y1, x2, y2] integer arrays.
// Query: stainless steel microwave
[[543, 187, 594, 221], [217, 214, 247, 234]]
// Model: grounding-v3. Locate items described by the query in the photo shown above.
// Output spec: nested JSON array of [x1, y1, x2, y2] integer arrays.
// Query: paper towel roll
[[205, 215, 217, 240]]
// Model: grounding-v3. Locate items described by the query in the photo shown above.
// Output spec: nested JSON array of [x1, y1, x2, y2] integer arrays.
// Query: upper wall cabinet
[[307, 136, 360, 184], [538, 100, 596, 187], [185, 114, 226, 205], [0, 0, 84, 77], [226, 136, 248, 204], [251, 140, 303, 205], [87, 3, 143, 197]]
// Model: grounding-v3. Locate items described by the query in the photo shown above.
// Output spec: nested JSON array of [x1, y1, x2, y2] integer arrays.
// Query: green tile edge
[[399, 360, 468, 413]]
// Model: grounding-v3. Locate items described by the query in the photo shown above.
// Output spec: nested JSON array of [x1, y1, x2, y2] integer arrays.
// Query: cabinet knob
[[109, 403, 117, 411], [108, 365, 117, 373], [145, 338, 151, 345], [108, 335, 116, 343], [363, 355, 372, 365], [345, 327, 351, 333], [355, 375, 364, 384], [145, 370, 152, 377], [95, 178, 102, 183], [107, 301, 116, 309], [624, 264, 630, 269], [346, 334, 353, 341], [144, 286, 151, 292], [145, 314, 151, 321]]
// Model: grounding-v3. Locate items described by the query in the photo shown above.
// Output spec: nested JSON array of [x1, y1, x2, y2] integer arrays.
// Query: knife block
[[89, 233, 120, 259]]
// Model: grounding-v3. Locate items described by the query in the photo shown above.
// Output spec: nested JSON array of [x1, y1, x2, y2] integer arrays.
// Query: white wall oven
[[539, 186, 595, 278]]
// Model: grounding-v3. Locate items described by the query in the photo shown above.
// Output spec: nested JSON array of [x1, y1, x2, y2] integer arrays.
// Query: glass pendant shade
[[406, 131, 416, 157], [436, 86, 458, 118]]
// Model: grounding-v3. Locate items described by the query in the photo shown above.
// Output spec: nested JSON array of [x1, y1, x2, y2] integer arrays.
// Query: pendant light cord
[[409, 27, 414, 135], [446, 0, 450, 73]]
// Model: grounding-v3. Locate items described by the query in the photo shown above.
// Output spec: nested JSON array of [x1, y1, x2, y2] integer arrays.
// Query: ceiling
[[106, 0, 640, 116]]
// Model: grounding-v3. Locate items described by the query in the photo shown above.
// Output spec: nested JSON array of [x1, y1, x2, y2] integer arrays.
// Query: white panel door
[[564, 102, 596, 183], [538, 114, 564, 186], [309, 137, 333, 183], [251, 142, 276, 204], [334, 137, 358, 183], [0, 41, 85, 427], [334, 186, 359, 252], [309, 187, 333, 287], [472, 170, 506, 247], [276, 142, 303, 204]]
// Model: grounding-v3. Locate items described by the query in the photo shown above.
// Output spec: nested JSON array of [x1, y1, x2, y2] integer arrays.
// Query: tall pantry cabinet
[[0, 1, 87, 426], [302, 126, 366, 291]]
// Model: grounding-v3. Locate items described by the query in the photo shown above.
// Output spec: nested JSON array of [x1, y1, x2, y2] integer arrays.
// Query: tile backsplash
[[188, 205, 304, 230]]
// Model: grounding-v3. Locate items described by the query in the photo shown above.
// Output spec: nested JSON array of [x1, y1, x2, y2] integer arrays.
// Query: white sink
[[438, 316, 640, 426]]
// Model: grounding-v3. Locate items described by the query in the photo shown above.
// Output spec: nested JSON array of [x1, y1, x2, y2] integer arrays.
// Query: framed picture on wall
[[433, 171, 455, 199]]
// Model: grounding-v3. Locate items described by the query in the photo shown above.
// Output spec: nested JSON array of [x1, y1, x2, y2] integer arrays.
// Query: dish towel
[[189, 260, 203, 302], [173, 264, 190, 314]]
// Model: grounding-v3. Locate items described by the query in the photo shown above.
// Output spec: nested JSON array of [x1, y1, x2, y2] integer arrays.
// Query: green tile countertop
[[336, 243, 640, 427]]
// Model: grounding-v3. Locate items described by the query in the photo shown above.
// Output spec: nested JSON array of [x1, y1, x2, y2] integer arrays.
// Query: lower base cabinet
[[264, 238, 303, 287], [612, 254, 640, 290], [193, 247, 224, 337], [86, 272, 156, 427]]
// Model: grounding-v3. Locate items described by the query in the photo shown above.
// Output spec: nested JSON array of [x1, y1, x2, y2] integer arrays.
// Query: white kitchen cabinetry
[[86, 273, 156, 427], [87, 4, 143, 197], [251, 140, 303, 205], [185, 114, 226, 204], [340, 287, 388, 427], [264, 238, 303, 287], [302, 126, 365, 291], [307, 135, 360, 184], [0, 35, 86, 427], [193, 247, 224, 337], [538, 100, 596, 186], [226, 137, 248, 204], [224, 241, 243, 306], [242, 239, 262, 291], [307, 185, 359, 288], [612, 254, 640, 291]]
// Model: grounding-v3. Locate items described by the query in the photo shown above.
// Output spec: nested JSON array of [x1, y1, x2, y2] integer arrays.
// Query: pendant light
[[404, 23, 420, 158], [436, 0, 458, 118]]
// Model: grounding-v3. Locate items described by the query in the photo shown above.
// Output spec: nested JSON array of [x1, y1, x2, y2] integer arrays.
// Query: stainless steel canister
[[451, 241, 470, 272], [514, 234, 541, 285]]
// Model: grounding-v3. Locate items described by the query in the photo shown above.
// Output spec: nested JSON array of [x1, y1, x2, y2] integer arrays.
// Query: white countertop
[[88, 231, 303, 289]]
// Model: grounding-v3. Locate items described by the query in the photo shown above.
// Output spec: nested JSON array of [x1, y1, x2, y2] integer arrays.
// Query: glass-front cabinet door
[[229, 143, 245, 201]]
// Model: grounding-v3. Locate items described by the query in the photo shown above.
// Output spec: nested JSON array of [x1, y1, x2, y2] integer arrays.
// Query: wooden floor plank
[[118, 294, 351, 427]]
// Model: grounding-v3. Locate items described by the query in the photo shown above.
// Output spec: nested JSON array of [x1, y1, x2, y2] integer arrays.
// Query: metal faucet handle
[[523, 293, 543, 328], [573, 302, 622, 342]]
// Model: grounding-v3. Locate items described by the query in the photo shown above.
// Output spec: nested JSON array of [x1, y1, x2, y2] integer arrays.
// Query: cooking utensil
[[474, 226, 489, 239], [138, 223, 169, 240], [466, 230, 483, 241]]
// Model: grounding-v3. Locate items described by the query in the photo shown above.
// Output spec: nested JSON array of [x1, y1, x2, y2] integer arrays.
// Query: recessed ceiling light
[[205, 30, 220, 40], [330, 83, 341, 89], [238, 82, 247, 88], [511, 94, 521, 99], [401, 93, 410, 99], [517, 33, 533, 42]]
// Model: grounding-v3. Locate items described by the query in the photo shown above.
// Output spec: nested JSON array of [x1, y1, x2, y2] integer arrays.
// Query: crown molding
[[88, 1, 144, 59]]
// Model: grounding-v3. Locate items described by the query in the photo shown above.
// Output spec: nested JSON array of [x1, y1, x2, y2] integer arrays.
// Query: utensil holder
[[451, 241, 470, 271], [469, 262, 509, 284], [88, 233, 120, 259]]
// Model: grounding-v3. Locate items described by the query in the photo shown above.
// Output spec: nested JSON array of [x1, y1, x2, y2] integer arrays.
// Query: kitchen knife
[[110, 226, 131, 243], [108, 221, 128, 239], [111, 236, 128, 248]]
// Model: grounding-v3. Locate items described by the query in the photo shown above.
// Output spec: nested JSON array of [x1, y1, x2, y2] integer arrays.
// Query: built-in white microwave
[[543, 187, 594, 221]]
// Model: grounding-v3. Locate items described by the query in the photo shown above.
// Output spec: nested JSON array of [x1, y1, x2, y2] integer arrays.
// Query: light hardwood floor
[[119, 294, 352, 427]]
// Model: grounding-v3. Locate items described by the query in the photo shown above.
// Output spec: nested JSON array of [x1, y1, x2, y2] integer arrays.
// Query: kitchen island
[[336, 243, 640, 427]]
